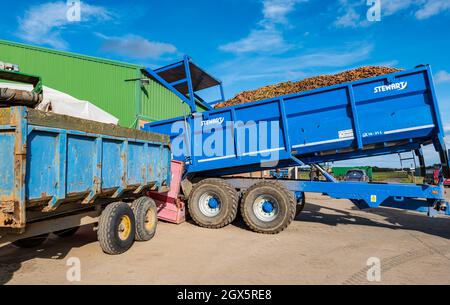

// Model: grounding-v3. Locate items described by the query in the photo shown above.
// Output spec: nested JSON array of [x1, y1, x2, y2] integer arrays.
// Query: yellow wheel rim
[[118, 215, 132, 241], [145, 209, 156, 232]]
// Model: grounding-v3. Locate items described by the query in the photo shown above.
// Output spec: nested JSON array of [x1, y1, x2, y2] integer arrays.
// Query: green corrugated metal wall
[[0, 40, 188, 127], [140, 80, 191, 123]]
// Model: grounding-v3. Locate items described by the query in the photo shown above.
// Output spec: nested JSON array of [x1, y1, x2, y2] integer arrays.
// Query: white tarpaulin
[[0, 82, 119, 125]]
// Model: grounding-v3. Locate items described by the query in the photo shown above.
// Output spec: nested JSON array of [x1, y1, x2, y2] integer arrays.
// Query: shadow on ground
[[0, 225, 97, 285], [1, 199, 449, 284], [297, 202, 450, 240]]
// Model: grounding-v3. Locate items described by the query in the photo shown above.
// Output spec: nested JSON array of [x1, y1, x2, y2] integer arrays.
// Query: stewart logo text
[[374, 82, 408, 93], [374, 82, 408, 94], [201, 117, 225, 127]]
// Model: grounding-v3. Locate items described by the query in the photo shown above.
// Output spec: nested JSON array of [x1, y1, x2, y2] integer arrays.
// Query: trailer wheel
[[188, 178, 239, 229], [54, 227, 79, 238], [98, 202, 136, 255], [130, 197, 158, 241], [12, 234, 49, 248], [241, 181, 296, 234]]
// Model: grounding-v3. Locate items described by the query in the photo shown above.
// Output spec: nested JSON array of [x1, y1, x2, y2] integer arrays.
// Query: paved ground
[[0, 193, 449, 285]]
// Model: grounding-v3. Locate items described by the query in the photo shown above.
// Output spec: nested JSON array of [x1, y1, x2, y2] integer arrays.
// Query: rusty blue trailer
[[0, 106, 171, 254]]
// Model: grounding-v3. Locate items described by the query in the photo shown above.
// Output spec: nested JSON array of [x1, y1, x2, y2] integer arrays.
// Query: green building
[[0, 39, 198, 128]]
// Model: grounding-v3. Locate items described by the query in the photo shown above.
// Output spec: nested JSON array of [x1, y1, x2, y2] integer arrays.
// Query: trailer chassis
[[223, 178, 449, 217]]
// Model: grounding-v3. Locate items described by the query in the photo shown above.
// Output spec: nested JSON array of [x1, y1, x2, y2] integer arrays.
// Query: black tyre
[[295, 192, 306, 217], [54, 227, 79, 238], [98, 202, 136, 255], [130, 197, 158, 241], [188, 178, 239, 229], [241, 181, 296, 234], [12, 234, 49, 248]]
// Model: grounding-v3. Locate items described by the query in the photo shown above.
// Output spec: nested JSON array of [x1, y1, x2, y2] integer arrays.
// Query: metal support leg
[[415, 148, 426, 177]]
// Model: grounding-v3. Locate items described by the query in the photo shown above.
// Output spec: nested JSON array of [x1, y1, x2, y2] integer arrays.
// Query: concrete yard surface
[[0, 193, 449, 285]]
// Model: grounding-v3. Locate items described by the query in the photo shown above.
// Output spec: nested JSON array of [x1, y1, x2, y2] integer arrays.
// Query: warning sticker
[[338, 129, 354, 139], [371, 195, 377, 203]]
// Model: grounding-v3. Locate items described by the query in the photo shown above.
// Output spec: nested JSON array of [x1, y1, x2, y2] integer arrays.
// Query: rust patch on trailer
[[0, 108, 11, 125], [141, 167, 146, 183], [93, 176, 101, 191], [0, 200, 16, 227], [94, 173, 101, 191], [148, 166, 154, 179], [121, 152, 128, 186], [9, 108, 27, 229], [0, 201, 15, 214], [0, 200, 18, 227]]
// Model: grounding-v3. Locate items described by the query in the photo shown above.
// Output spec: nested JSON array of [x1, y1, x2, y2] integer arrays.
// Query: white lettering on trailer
[[362, 131, 383, 138], [374, 82, 408, 94], [201, 117, 225, 127]]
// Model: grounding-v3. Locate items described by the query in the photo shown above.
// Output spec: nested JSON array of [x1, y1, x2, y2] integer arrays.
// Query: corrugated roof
[[155, 61, 221, 95], [0, 39, 143, 70]]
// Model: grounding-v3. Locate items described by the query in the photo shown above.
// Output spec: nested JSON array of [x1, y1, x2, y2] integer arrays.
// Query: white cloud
[[334, 0, 450, 28], [215, 44, 373, 87], [383, 0, 415, 16], [219, 28, 291, 54], [333, 0, 372, 28], [97, 34, 177, 60], [334, 7, 361, 28], [372, 60, 400, 67], [444, 123, 450, 133], [435, 70, 450, 84], [389, 0, 450, 19], [415, 0, 450, 19], [17, 1, 112, 49], [219, 0, 306, 54], [262, 0, 306, 25], [444, 124, 450, 148]]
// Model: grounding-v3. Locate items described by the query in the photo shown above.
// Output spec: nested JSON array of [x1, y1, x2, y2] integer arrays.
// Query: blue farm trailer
[[0, 71, 171, 254], [144, 58, 449, 234], [1, 59, 449, 255]]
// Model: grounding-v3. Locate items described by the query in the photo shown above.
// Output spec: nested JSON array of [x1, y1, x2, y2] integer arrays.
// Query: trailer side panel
[[0, 107, 171, 229]]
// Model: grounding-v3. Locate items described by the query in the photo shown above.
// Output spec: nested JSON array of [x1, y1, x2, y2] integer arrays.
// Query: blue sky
[[1, 0, 450, 167]]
